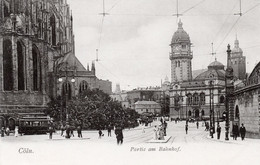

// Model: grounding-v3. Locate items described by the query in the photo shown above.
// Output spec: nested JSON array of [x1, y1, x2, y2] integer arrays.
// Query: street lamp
[[209, 80, 215, 138]]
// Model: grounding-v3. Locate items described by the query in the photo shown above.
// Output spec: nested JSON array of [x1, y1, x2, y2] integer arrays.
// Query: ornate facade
[[169, 20, 193, 83], [0, 0, 111, 129]]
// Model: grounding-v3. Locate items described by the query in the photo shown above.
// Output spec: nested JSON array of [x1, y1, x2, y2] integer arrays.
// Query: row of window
[[62, 80, 89, 100], [3, 39, 41, 91]]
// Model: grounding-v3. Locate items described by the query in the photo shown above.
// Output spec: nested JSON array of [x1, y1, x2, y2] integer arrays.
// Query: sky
[[66, 0, 260, 91]]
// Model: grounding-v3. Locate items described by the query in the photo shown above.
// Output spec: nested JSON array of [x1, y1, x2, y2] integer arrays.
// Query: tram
[[18, 114, 52, 135]]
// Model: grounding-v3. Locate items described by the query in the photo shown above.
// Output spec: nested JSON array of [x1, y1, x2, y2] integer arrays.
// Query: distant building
[[134, 101, 161, 115], [230, 37, 246, 80]]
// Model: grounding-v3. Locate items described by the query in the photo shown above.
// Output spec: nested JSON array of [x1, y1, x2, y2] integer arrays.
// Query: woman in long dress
[[153, 126, 158, 140], [14, 126, 19, 137]]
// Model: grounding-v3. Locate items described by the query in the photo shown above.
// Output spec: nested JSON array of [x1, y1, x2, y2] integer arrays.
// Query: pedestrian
[[217, 124, 221, 140], [158, 127, 164, 140], [196, 121, 199, 129], [70, 126, 74, 137], [210, 126, 214, 138], [49, 125, 54, 139], [1, 127, 4, 137], [98, 129, 103, 138], [240, 123, 246, 140], [185, 124, 188, 134], [77, 125, 82, 138], [5, 127, 10, 136], [163, 121, 167, 136], [232, 123, 239, 140], [61, 124, 65, 137], [115, 126, 123, 145], [153, 126, 158, 140], [65, 124, 71, 139], [142, 125, 145, 133], [14, 126, 19, 137], [108, 126, 111, 137]]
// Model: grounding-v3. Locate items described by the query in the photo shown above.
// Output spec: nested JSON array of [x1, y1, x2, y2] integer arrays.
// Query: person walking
[[65, 124, 71, 139], [5, 127, 10, 136], [70, 126, 74, 137], [98, 129, 103, 139], [185, 124, 188, 134], [1, 127, 4, 137], [49, 125, 54, 139], [77, 125, 82, 138], [196, 121, 199, 129], [107, 126, 112, 137], [115, 126, 123, 145], [14, 126, 19, 137], [217, 124, 221, 139], [240, 123, 246, 140], [153, 126, 158, 140], [60, 124, 65, 137], [232, 123, 239, 140]]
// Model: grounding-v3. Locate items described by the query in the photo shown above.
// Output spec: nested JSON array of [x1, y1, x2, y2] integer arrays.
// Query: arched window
[[178, 61, 180, 67], [3, 39, 13, 91], [235, 105, 239, 119], [62, 82, 72, 100], [17, 41, 26, 90], [4, 3, 9, 17], [193, 93, 199, 105], [201, 109, 205, 116], [220, 95, 225, 103], [187, 94, 192, 105], [32, 45, 42, 91], [50, 15, 56, 46], [188, 110, 191, 117], [79, 81, 88, 93], [200, 93, 205, 105]]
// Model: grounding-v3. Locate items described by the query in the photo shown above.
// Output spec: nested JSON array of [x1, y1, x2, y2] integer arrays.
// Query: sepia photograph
[[1, 0, 260, 165]]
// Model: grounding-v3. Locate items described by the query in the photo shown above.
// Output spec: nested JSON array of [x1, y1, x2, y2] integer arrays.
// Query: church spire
[[178, 19, 183, 29]]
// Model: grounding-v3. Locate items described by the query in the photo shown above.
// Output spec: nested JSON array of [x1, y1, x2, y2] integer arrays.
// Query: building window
[[187, 94, 192, 105], [200, 93, 205, 105], [219, 95, 225, 103], [32, 45, 42, 91], [3, 39, 13, 91], [79, 81, 88, 93], [50, 14, 56, 46], [17, 41, 26, 90], [62, 82, 72, 100], [4, 3, 9, 17], [182, 45, 186, 49], [193, 93, 199, 105]]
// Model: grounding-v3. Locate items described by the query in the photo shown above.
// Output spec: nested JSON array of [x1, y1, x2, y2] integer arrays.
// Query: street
[[1, 121, 260, 165]]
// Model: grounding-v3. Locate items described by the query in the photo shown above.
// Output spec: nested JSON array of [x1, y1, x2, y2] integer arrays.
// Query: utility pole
[[234, 0, 242, 16], [172, 0, 183, 19]]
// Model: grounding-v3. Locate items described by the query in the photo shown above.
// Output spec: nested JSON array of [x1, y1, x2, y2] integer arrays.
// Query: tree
[[46, 88, 139, 129]]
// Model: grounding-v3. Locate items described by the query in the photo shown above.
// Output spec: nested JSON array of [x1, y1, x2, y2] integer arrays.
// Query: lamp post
[[209, 80, 215, 138]]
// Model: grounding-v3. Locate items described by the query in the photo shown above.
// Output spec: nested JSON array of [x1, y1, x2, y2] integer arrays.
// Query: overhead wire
[[181, 0, 207, 15]]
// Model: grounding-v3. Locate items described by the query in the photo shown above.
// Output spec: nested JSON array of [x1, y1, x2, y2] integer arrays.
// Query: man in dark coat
[[240, 123, 246, 140], [232, 123, 239, 140], [185, 124, 188, 134], [216, 124, 221, 139], [108, 126, 112, 137], [77, 125, 82, 138], [115, 126, 123, 145]]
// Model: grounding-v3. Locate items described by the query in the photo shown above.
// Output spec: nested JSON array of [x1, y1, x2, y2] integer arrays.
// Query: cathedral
[[168, 20, 246, 121], [0, 0, 111, 130]]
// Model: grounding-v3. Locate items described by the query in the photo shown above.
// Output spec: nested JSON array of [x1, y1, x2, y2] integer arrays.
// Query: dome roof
[[208, 60, 225, 70], [194, 69, 225, 81], [171, 20, 190, 44]]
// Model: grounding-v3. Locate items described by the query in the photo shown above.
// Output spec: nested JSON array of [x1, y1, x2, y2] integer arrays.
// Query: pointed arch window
[[62, 82, 72, 100], [3, 39, 13, 91], [200, 93, 206, 105], [17, 41, 26, 90], [32, 45, 42, 91], [4, 3, 9, 17], [193, 93, 199, 105], [50, 14, 56, 46], [79, 81, 88, 94], [187, 93, 192, 105]]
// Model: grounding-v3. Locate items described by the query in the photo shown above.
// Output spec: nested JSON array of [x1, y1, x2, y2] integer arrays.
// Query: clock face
[[174, 45, 181, 51]]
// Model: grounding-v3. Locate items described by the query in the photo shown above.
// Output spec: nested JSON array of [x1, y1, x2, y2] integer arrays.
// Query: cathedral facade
[[0, 0, 111, 129]]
